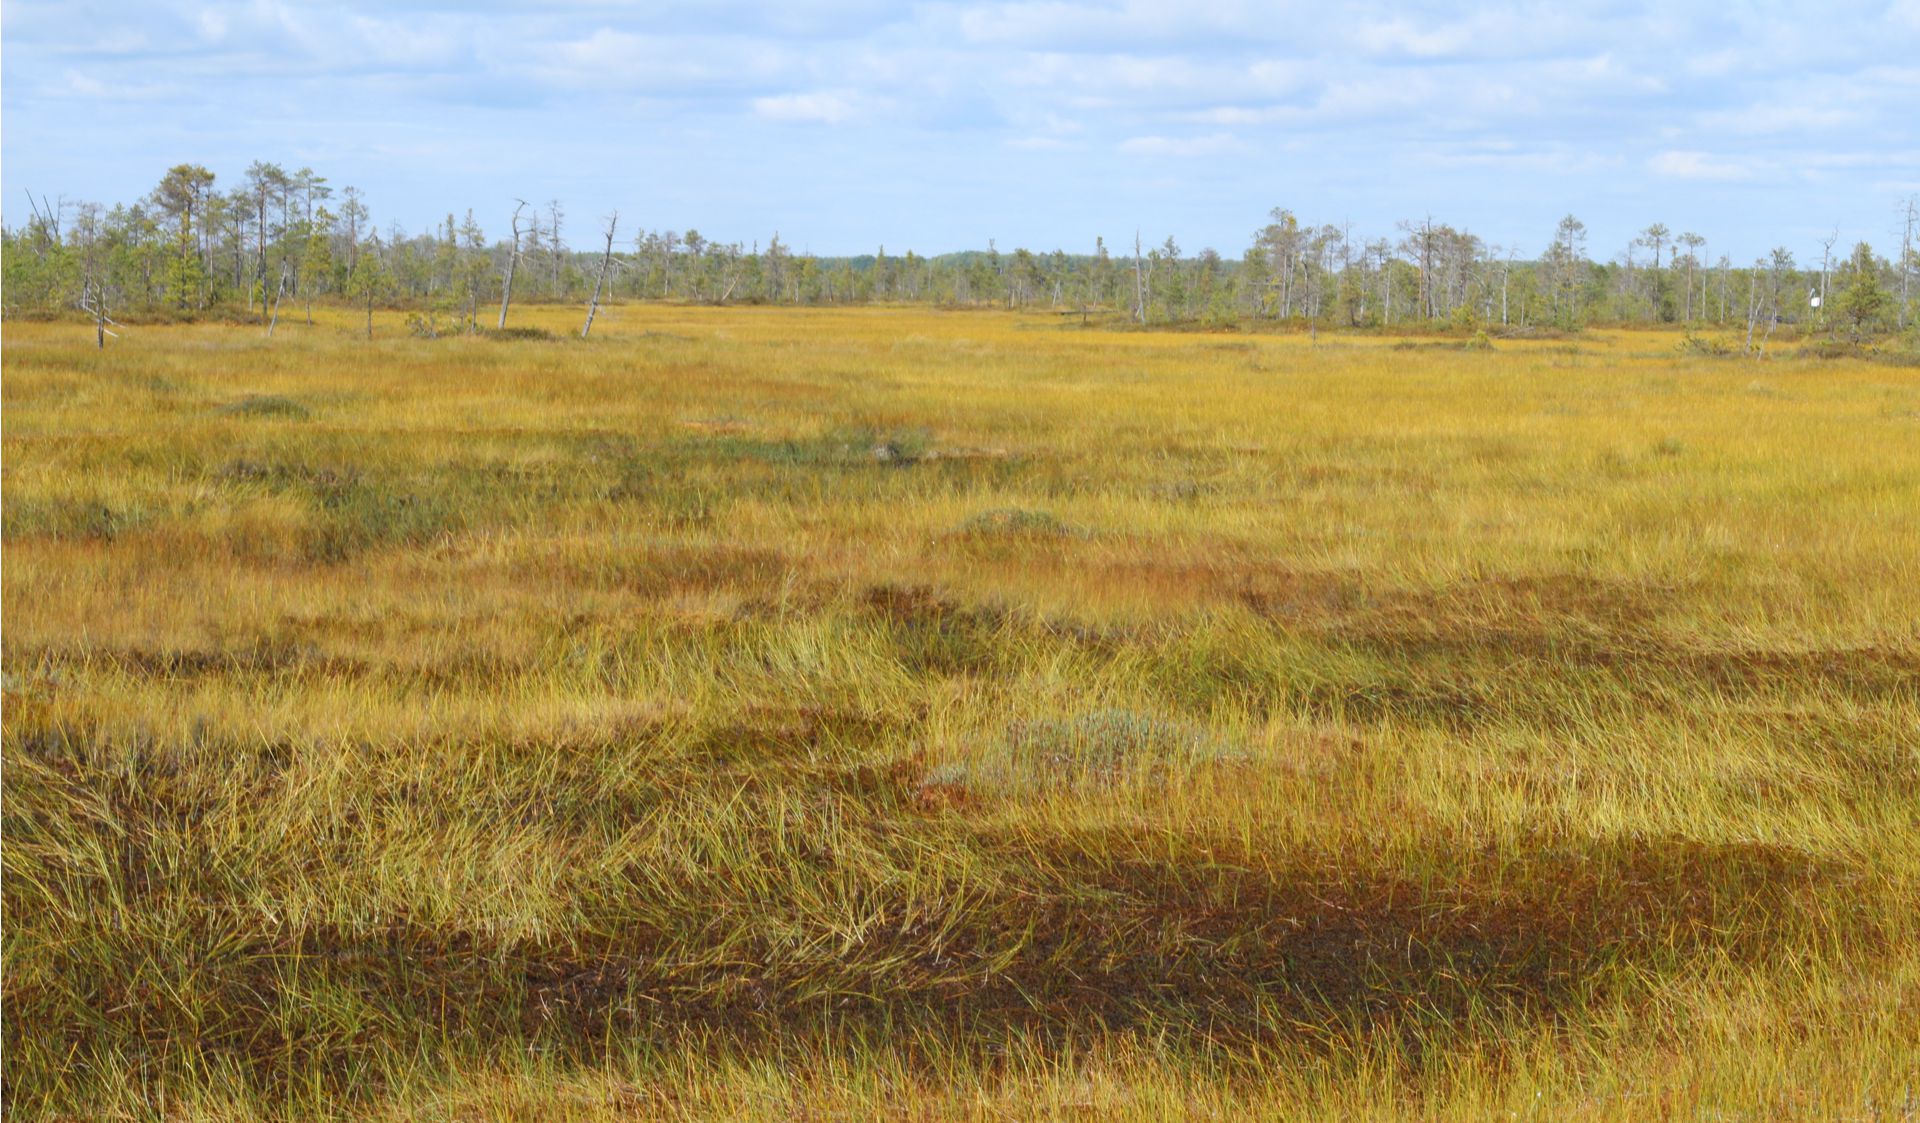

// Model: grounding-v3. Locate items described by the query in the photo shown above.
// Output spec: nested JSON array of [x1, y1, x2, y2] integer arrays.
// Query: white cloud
[[1189, 105, 1292, 126], [752, 90, 857, 123], [3, 0, 1918, 257], [1424, 142, 1618, 177], [1118, 132, 1244, 156], [1698, 102, 1856, 136], [1649, 150, 1757, 181], [87, 29, 153, 54], [1354, 17, 1473, 59], [56, 68, 180, 101], [179, 0, 466, 71], [196, 7, 229, 40], [343, 16, 465, 67], [948, 0, 1283, 49]]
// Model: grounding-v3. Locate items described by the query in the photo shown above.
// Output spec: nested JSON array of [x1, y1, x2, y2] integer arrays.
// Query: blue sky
[[5, 1, 1918, 262]]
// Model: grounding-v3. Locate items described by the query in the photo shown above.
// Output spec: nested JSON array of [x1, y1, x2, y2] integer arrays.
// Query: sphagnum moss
[[3, 305, 1917, 1120]]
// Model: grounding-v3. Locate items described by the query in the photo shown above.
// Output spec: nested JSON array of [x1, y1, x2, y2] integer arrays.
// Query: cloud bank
[[4, 1, 1916, 258]]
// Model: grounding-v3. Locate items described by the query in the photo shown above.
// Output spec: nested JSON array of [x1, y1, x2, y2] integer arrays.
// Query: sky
[[4, 0, 1919, 262]]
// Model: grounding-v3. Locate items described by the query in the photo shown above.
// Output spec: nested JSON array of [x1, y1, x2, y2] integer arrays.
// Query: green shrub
[[1, 498, 152, 541], [955, 508, 1071, 537], [217, 394, 310, 420], [1677, 332, 1733, 356]]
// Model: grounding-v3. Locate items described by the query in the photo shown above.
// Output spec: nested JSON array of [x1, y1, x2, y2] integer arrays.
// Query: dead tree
[[1900, 195, 1917, 331], [1743, 261, 1782, 358], [1133, 229, 1146, 323], [497, 200, 527, 329], [1818, 229, 1839, 317], [78, 278, 119, 350], [712, 246, 745, 303], [266, 263, 292, 337], [582, 212, 619, 339]]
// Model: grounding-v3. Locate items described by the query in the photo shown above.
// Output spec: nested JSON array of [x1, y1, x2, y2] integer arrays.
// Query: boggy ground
[[3, 304, 1917, 1120]]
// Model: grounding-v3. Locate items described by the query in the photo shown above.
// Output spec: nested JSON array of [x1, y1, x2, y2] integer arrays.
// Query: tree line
[[5, 161, 1916, 345]]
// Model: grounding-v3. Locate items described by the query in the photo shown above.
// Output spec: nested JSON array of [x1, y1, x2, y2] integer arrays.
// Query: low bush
[[216, 394, 310, 420]]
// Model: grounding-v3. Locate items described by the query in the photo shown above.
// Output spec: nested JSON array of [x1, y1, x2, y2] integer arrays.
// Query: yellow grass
[[4, 304, 1918, 1119]]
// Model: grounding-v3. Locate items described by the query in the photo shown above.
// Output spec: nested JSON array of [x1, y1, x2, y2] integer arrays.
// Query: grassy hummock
[[4, 305, 1917, 1120]]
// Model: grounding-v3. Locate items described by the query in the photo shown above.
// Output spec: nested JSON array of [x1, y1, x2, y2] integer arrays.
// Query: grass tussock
[[954, 506, 1075, 537], [217, 392, 312, 419], [487, 325, 561, 342], [3, 305, 1918, 1119]]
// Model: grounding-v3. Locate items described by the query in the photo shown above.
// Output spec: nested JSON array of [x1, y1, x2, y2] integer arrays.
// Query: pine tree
[[1836, 242, 1890, 339]]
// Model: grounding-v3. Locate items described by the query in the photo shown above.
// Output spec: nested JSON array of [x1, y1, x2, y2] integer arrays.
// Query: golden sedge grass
[[3, 304, 1917, 1119]]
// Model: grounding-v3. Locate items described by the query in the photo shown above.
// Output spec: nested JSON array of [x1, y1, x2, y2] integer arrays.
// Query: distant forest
[[5, 162, 1917, 343]]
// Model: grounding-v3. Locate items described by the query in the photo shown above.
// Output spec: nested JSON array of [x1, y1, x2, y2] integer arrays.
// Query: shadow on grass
[[3, 711, 1877, 1113]]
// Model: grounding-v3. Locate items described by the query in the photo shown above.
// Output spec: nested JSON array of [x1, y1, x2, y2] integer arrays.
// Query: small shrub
[[215, 460, 362, 497], [304, 482, 462, 562], [955, 508, 1071, 537], [1150, 479, 1207, 503], [1677, 332, 1733, 356], [652, 490, 720, 530], [822, 424, 935, 465], [487, 326, 558, 342], [1796, 337, 1920, 367], [1463, 330, 1494, 352], [867, 428, 933, 465], [1, 498, 152, 541], [1798, 338, 1866, 361], [1493, 325, 1579, 341], [217, 394, 310, 420]]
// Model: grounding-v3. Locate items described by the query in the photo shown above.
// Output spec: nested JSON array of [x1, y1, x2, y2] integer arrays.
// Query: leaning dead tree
[[1900, 195, 1916, 331], [582, 211, 619, 339], [497, 200, 527, 329], [78, 278, 119, 350], [265, 263, 291, 337], [1133, 229, 1147, 323]]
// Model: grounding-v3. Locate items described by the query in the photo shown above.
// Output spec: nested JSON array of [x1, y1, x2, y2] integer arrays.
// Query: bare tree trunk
[[498, 201, 527, 330], [1382, 254, 1392, 324], [582, 212, 619, 339], [76, 274, 121, 349], [1132, 230, 1145, 324], [1900, 196, 1916, 330], [266, 264, 291, 337], [253, 193, 267, 315], [1744, 268, 1760, 354], [548, 200, 564, 299], [1501, 254, 1511, 325], [1819, 230, 1838, 323]]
